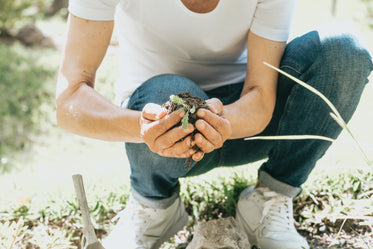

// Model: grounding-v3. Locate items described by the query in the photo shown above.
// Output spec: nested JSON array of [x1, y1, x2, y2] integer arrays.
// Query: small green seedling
[[169, 94, 206, 130], [170, 94, 193, 130]]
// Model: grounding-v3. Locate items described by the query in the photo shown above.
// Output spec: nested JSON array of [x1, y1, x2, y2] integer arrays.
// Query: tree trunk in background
[[46, 0, 68, 17]]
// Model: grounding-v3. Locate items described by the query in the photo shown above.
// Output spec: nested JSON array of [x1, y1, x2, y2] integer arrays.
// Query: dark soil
[[162, 90, 208, 127], [162, 91, 208, 167]]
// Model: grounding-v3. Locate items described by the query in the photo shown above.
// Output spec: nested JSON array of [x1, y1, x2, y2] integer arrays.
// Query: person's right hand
[[140, 103, 196, 158]]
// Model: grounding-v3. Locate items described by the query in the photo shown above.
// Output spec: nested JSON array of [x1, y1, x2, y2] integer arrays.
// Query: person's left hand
[[140, 103, 196, 159], [192, 98, 232, 161]]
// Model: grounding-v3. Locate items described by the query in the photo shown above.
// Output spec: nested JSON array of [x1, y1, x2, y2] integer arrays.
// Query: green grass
[[0, 44, 56, 170]]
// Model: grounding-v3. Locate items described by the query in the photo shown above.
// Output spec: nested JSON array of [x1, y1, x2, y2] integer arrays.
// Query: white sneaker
[[103, 194, 188, 249], [236, 186, 309, 249]]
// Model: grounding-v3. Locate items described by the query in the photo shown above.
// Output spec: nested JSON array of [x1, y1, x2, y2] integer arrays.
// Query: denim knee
[[282, 23, 373, 80], [318, 23, 373, 81], [317, 27, 373, 110]]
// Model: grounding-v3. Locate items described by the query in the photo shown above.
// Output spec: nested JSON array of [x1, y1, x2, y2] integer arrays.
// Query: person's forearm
[[56, 76, 142, 143], [223, 86, 274, 139], [55, 15, 140, 142], [223, 32, 285, 139]]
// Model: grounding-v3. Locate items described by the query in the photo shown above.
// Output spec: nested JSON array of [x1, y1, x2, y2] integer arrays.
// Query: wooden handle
[[72, 174, 98, 245]]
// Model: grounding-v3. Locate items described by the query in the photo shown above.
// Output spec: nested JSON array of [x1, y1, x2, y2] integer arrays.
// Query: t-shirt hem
[[68, 4, 115, 21], [250, 22, 290, 42]]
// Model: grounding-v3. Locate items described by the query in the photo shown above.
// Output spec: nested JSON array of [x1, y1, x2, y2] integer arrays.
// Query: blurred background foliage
[[0, 0, 68, 170], [0, 45, 55, 169], [0, 0, 47, 37], [365, 0, 373, 28], [0, 0, 67, 37]]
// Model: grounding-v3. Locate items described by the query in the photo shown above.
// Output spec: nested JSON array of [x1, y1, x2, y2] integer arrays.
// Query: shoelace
[[260, 191, 293, 231]]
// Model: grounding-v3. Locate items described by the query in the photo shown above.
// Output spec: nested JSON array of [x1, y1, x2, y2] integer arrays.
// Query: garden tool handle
[[72, 174, 99, 245]]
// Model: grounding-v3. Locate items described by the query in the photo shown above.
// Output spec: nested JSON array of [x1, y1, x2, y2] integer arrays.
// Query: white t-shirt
[[69, 0, 297, 102]]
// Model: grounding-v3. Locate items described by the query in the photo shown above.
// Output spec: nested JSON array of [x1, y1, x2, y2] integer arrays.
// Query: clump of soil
[[162, 90, 208, 167]]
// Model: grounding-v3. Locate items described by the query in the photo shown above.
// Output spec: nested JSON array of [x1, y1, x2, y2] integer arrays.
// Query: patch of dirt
[[164, 223, 373, 249], [162, 91, 208, 167], [303, 230, 373, 249], [293, 194, 373, 249], [9, 203, 372, 249], [162, 91, 208, 125]]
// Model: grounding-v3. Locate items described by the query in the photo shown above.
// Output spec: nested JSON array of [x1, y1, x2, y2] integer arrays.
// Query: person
[[56, 0, 373, 248]]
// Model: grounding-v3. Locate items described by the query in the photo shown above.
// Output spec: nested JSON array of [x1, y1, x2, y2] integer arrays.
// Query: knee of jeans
[[320, 24, 373, 77], [144, 74, 196, 89], [317, 26, 372, 112], [126, 74, 200, 111]]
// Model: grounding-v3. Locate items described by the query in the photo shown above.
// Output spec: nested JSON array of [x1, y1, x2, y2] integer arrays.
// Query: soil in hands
[[162, 90, 208, 168]]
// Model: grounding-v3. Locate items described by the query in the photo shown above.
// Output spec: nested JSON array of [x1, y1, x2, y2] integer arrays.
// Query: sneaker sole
[[152, 211, 188, 249]]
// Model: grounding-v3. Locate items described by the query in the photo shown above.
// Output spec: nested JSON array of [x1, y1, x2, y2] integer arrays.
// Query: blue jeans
[[124, 25, 373, 208]]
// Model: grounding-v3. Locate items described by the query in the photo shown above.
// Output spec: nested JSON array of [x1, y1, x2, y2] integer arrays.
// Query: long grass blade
[[9, 232, 17, 249], [245, 135, 334, 142], [330, 113, 371, 165], [330, 112, 345, 128], [263, 61, 371, 166]]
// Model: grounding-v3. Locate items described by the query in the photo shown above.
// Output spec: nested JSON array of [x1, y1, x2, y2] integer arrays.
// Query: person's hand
[[193, 98, 232, 161], [140, 103, 196, 158]]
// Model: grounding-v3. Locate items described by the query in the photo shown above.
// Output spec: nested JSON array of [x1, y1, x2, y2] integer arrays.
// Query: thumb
[[205, 98, 223, 115], [142, 103, 167, 121]]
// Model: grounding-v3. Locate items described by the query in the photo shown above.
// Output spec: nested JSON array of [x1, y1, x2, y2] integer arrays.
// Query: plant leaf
[[190, 105, 196, 114], [181, 112, 189, 130], [170, 95, 188, 108]]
